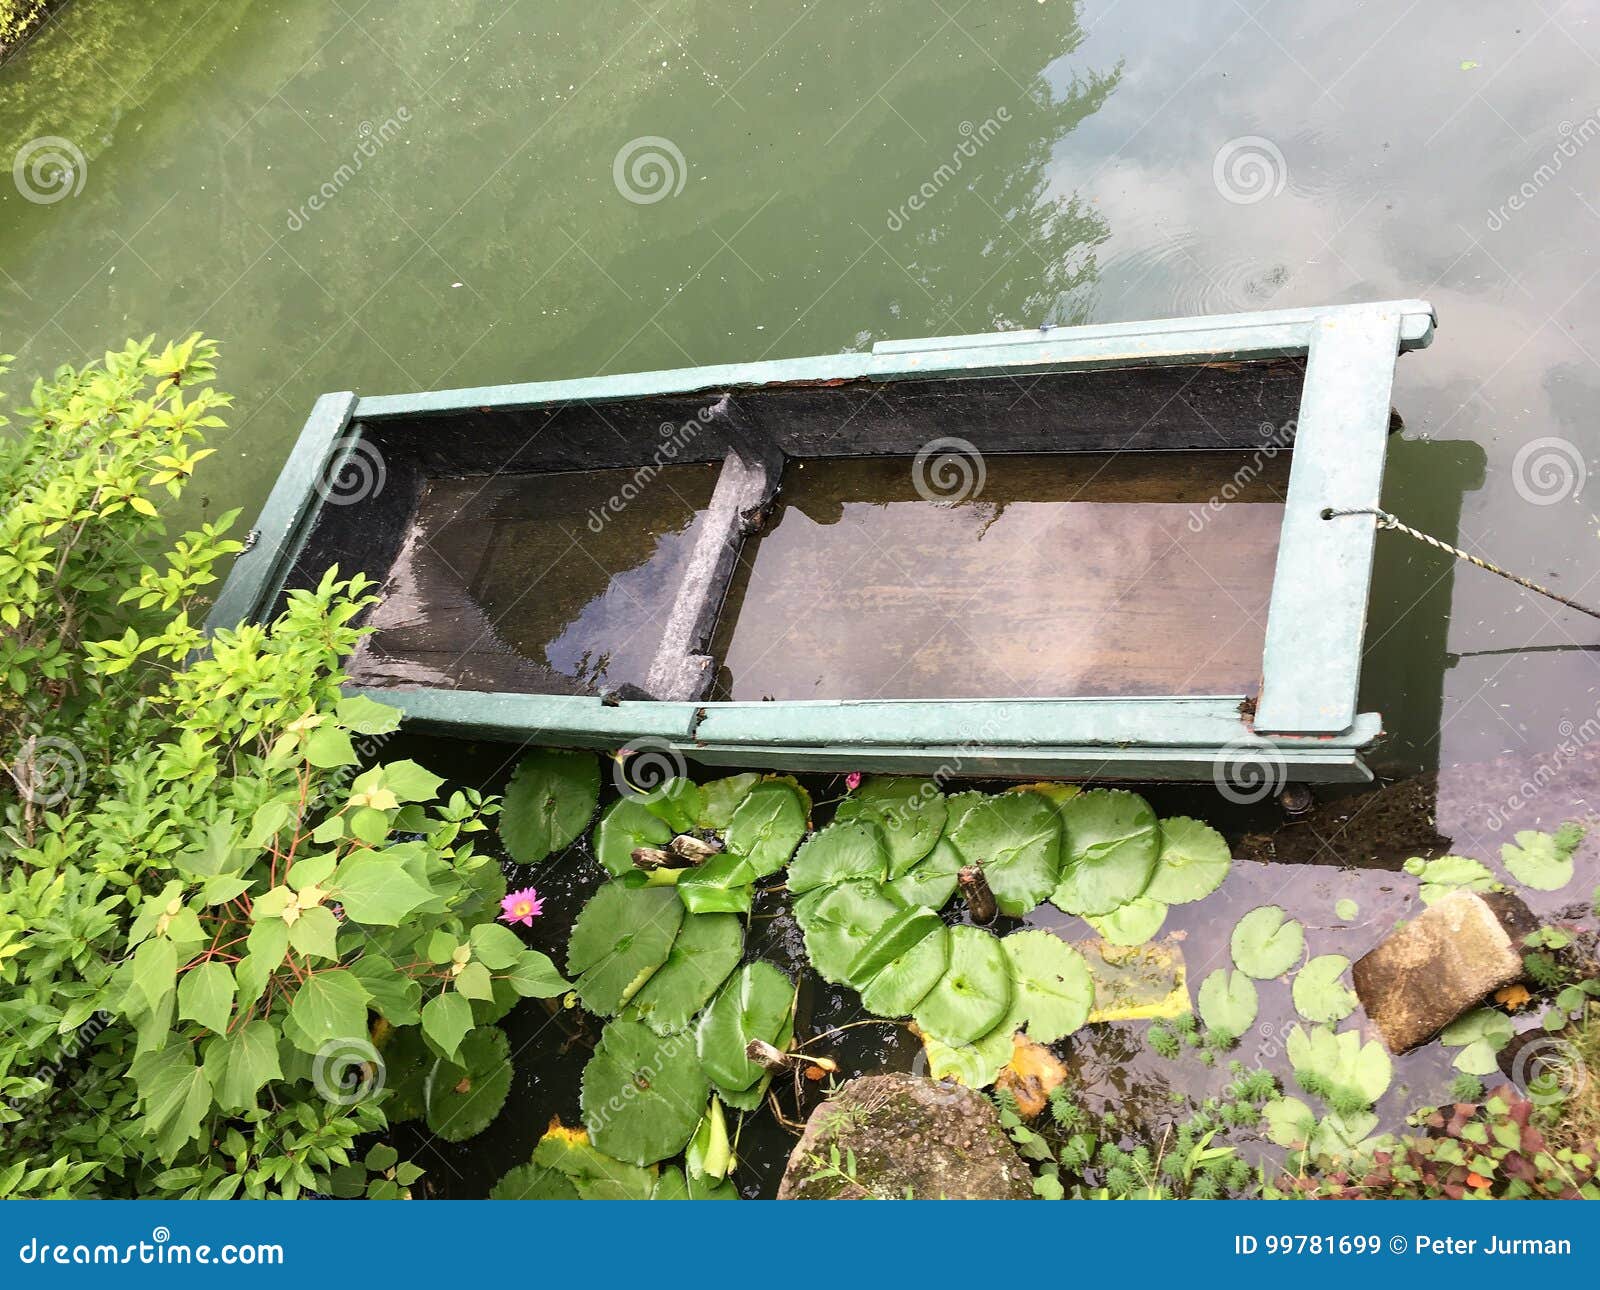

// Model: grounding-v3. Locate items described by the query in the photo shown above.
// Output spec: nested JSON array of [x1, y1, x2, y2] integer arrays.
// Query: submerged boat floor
[[346, 451, 1291, 701]]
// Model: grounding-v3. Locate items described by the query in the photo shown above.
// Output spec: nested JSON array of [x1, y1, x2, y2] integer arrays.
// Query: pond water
[[4, 0, 1599, 1197]]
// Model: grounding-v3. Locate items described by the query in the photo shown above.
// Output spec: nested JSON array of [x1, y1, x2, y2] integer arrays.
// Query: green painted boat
[[208, 299, 1436, 785]]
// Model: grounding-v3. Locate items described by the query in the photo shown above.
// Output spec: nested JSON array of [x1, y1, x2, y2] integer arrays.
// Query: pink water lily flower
[[845, 772, 862, 791], [500, 886, 544, 926]]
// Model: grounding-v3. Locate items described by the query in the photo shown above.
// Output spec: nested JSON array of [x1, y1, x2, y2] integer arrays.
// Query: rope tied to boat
[[1322, 506, 1600, 621]]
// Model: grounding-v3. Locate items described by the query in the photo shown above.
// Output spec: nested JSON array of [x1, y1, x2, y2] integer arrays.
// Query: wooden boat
[[208, 300, 1436, 783]]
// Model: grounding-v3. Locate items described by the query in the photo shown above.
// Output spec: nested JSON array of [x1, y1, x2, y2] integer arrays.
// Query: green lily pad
[[1335, 898, 1359, 921], [623, 912, 743, 1035], [1440, 1008, 1515, 1075], [1310, 1110, 1382, 1160], [376, 1024, 431, 1123], [1403, 854, 1501, 905], [567, 882, 684, 1015], [1144, 817, 1231, 905], [846, 905, 944, 987], [594, 797, 673, 878], [949, 791, 1061, 917], [723, 782, 808, 877], [697, 774, 761, 830], [651, 1164, 740, 1200], [858, 922, 950, 1017], [999, 929, 1094, 1042], [788, 819, 889, 894], [581, 1018, 710, 1165], [1292, 954, 1357, 1025], [695, 962, 795, 1091], [886, 836, 964, 911], [1084, 897, 1168, 946], [1229, 905, 1304, 979], [425, 1026, 512, 1143], [836, 777, 947, 878], [500, 749, 600, 863], [489, 1162, 580, 1200], [638, 777, 703, 833], [793, 880, 903, 986], [528, 1124, 655, 1199], [675, 851, 758, 914], [1197, 968, 1258, 1040], [921, 1017, 1015, 1088], [1261, 1096, 1316, 1150], [1286, 1024, 1392, 1108], [913, 925, 1012, 1046], [1501, 823, 1583, 891], [1052, 789, 1159, 916]]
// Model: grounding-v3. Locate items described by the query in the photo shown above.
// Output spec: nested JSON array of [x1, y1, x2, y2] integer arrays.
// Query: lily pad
[[949, 790, 1062, 917], [581, 1018, 710, 1165], [921, 1017, 1016, 1088], [1292, 954, 1357, 1025], [1197, 968, 1258, 1040], [723, 782, 808, 877], [999, 929, 1094, 1042], [1052, 789, 1159, 916], [1261, 1096, 1316, 1151], [793, 880, 902, 986], [695, 962, 795, 1092], [1084, 897, 1168, 946], [696, 774, 761, 830], [675, 851, 760, 914], [846, 905, 943, 987], [1310, 1110, 1382, 1160], [913, 925, 1012, 1046], [1440, 1007, 1515, 1075], [858, 922, 950, 1017], [836, 777, 947, 878], [886, 836, 964, 911], [1286, 1024, 1392, 1108], [1403, 854, 1501, 905], [489, 1162, 580, 1200], [1334, 898, 1359, 921], [567, 882, 683, 1015], [1144, 817, 1231, 905], [528, 1122, 655, 1199], [1229, 905, 1304, 979], [623, 913, 743, 1035], [638, 777, 703, 833], [1501, 824, 1583, 892], [425, 1026, 512, 1142], [500, 749, 600, 863], [788, 819, 888, 894], [651, 1164, 739, 1200], [594, 797, 673, 878]]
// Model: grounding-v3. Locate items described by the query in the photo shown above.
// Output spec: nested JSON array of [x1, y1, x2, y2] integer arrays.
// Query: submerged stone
[[1352, 890, 1538, 1053], [776, 1072, 1033, 1200]]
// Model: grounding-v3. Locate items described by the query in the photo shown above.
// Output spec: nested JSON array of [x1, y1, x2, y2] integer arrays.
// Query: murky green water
[[5, 0, 1599, 1197]]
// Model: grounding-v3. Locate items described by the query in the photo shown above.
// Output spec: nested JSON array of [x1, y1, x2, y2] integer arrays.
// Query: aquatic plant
[[499, 886, 544, 926], [498, 749, 600, 863], [1229, 905, 1305, 979]]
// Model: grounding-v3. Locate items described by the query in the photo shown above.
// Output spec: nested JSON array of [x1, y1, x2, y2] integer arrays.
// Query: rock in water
[[776, 1072, 1033, 1199], [1352, 890, 1538, 1053]]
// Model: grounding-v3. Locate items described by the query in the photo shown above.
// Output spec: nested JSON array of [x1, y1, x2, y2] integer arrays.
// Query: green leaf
[[836, 777, 946, 878], [788, 819, 888, 894], [695, 962, 795, 1090], [1292, 954, 1357, 1025], [998, 929, 1094, 1043], [846, 905, 943, 988], [129, 935, 177, 1015], [949, 790, 1062, 916], [1261, 1096, 1316, 1150], [333, 851, 436, 926], [288, 905, 341, 961], [1144, 817, 1231, 904], [697, 773, 762, 830], [793, 879, 902, 986], [1286, 1024, 1392, 1108], [351, 953, 422, 1024], [1198, 968, 1259, 1039], [1440, 1008, 1515, 1075], [582, 1019, 710, 1165], [305, 726, 357, 769], [426, 1026, 512, 1142], [286, 969, 371, 1055], [624, 912, 743, 1035], [132, 1046, 213, 1161], [499, 750, 600, 863], [336, 693, 402, 735], [567, 882, 683, 1015], [203, 1020, 282, 1113], [913, 925, 1011, 1046], [1052, 789, 1159, 916], [454, 960, 495, 1001], [885, 836, 964, 911], [723, 781, 808, 877], [380, 759, 445, 803], [1230, 905, 1304, 979], [1402, 854, 1501, 904], [638, 777, 703, 833], [177, 961, 236, 1033], [1084, 897, 1167, 946], [530, 1125, 655, 1199], [675, 851, 758, 914], [505, 950, 570, 999], [593, 797, 673, 878], [1335, 898, 1359, 921], [421, 992, 474, 1061], [1501, 826, 1582, 891], [489, 1163, 580, 1201], [858, 922, 949, 1018]]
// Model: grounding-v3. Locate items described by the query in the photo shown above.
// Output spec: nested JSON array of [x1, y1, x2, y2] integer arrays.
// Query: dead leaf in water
[[1494, 983, 1532, 1012], [995, 1034, 1066, 1118]]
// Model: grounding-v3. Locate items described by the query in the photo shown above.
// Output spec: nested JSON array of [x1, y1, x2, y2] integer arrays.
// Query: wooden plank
[[1254, 310, 1404, 734], [205, 392, 357, 634]]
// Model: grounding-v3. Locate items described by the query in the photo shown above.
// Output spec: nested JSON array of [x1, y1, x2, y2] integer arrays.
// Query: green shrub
[[0, 338, 565, 1198]]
